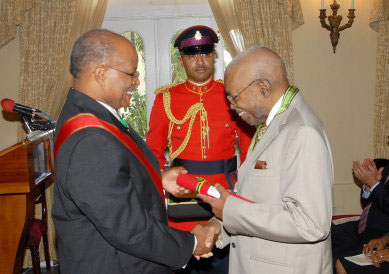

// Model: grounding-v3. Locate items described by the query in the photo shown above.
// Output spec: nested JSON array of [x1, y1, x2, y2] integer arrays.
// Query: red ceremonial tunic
[[146, 78, 254, 231]]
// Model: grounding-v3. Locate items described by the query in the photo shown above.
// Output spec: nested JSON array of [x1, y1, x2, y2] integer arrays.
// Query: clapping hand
[[352, 158, 384, 190]]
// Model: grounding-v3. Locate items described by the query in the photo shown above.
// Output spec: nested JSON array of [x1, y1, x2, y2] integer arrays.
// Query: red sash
[[54, 113, 164, 201]]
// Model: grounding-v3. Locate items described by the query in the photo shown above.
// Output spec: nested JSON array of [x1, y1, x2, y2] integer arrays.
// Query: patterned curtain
[[209, 0, 304, 83], [370, 0, 389, 158], [0, 0, 34, 48], [15, 0, 109, 266]]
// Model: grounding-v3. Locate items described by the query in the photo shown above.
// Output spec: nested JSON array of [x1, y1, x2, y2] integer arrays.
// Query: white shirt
[[266, 94, 284, 126], [362, 182, 380, 198], [97, 101, 121, 121]]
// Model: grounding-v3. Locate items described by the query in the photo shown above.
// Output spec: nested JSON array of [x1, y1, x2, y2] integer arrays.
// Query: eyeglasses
[[227, 78, 261, 104], [103, 65, 140, 79]]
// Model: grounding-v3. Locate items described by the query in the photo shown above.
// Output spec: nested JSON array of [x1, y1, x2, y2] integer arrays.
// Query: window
[[119, 32, 147, 138], [171, 30, 187, 83], [223, 49, 232, 68]]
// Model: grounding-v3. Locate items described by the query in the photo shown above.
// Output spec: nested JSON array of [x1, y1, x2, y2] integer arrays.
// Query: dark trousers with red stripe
[[172, 157, 236, 274]]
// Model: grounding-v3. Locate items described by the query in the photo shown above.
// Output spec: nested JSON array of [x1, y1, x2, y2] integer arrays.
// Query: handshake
[[162, 167, 231, 259], [190, 219, 222, 260]]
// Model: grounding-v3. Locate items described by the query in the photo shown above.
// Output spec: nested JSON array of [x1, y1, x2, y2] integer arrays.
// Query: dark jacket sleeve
[[361, 165, 389, 213], [369, 179, 389, 214], [62, 132, 194, 268]]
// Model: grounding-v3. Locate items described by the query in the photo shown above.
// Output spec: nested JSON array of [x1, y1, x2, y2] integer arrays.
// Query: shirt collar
[[96, 100, 121, 121], [265, 94, 284, 126], [185, 77, 215, 94]]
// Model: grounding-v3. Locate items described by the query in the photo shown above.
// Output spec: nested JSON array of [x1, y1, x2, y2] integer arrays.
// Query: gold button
[[177, 126, 181, 130], [204, 155, 207, 159], [192, 86, 196, 91], [225, 123, 230, 127]]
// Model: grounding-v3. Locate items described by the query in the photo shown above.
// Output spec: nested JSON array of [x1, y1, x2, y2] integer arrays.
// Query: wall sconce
[[319, 0, 356, 53]]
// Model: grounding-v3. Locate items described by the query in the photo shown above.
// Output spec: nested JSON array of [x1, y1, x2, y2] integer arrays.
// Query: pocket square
[[254, 160, 267, 169]]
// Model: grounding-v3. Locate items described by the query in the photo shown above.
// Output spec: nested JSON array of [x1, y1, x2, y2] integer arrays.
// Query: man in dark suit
[[53, 29, 212, 274], [332, 158, 389, 273]]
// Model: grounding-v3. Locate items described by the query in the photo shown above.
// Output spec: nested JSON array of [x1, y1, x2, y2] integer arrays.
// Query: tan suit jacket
[[217, 93, 333, 274]]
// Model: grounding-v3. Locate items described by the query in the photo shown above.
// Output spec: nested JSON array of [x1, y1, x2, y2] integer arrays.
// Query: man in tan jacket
[[199, 46, 334, 274]]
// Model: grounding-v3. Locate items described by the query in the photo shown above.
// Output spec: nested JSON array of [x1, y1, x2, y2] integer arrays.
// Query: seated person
[[336, 234, 389, 273], [332, 158, 389, 273]]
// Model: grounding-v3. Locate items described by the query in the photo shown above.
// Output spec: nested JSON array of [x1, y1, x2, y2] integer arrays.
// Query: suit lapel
[[237, 116, 284, 186], [237, 94, 302, 187]]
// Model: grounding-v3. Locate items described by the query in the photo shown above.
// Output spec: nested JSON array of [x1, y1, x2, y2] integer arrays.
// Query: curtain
[[17, 0, 109, 266], [208, 0, 245, 57], [0, 0, 34, 48], [209, 0, 304, 83], [370, 0, 389, 158]]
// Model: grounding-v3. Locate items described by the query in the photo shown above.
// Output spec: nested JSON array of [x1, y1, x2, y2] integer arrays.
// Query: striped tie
[[253, 123, 268, 148], [358, 203, 372, 234]]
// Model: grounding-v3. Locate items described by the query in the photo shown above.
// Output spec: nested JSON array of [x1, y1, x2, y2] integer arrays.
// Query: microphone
[[1, 98, 56, 132], [177, 174, 255, 203], [1, 98, 40, 116]]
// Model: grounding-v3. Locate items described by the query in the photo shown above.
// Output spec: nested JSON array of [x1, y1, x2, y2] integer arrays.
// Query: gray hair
[[70, 29, 119, 78], [226, 46, 288, 84]]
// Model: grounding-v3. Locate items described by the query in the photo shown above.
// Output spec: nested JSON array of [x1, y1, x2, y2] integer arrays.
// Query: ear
[[178, 56, 184, 66], [94, 65, 107, 86], [257, 79, 271, 98]]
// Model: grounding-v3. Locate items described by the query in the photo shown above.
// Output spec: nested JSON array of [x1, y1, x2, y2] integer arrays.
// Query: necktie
[[254, 123, 268, 148], [358, 202, 372, 234], [246, 86, 299, 154], [248, 123, 268, 153]]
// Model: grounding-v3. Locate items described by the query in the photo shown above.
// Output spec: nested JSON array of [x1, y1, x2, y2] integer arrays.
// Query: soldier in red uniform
[[146, 26, 254, 273]]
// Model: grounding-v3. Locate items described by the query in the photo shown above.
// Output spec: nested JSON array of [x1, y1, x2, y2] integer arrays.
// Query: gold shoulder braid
[[215, 79, 224, 84], [162, 90, 209, 160], [155, 82, 182, 95]]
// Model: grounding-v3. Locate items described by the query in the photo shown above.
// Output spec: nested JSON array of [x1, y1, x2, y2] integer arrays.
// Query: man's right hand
[[191, 220, 222, 260], [191, 223, 215, 260], [353, 158, 383, 189], [204, 218, 222, 248]]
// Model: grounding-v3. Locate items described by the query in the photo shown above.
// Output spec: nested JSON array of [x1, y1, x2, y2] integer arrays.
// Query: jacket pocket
[[249, 168, 275, 177], [249, 257, 293, 274]]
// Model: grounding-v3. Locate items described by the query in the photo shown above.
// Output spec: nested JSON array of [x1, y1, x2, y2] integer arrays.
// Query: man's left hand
[[198, 184, 231, 220], [161, 166, 192, 197]]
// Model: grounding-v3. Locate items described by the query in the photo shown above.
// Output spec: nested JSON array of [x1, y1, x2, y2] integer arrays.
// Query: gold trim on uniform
[[154, 82, 182, 95], [162, 90, 210, 160]]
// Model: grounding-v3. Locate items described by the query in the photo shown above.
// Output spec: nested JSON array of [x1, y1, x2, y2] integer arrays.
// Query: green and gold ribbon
[[248, 85, 299, 153]]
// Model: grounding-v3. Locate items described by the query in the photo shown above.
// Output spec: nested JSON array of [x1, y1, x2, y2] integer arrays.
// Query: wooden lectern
[[0, 130, 54, 274]]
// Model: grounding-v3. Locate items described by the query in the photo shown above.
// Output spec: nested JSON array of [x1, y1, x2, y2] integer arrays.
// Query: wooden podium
[[0, 130, 54, 274]]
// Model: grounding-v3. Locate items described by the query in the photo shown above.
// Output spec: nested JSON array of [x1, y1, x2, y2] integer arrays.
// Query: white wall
[[0, 30, 20, 151], [293, 0, 376, 214]]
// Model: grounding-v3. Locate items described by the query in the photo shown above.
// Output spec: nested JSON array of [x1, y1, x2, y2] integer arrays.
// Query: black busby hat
[[174, 25, 218, 55]]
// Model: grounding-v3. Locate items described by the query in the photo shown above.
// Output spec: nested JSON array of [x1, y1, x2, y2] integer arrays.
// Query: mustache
[[195, 66, 207, 71]]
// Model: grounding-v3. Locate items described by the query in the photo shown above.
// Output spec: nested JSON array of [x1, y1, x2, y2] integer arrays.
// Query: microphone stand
[[21, 115, 33, 134], [21, 113, 56, 136]]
